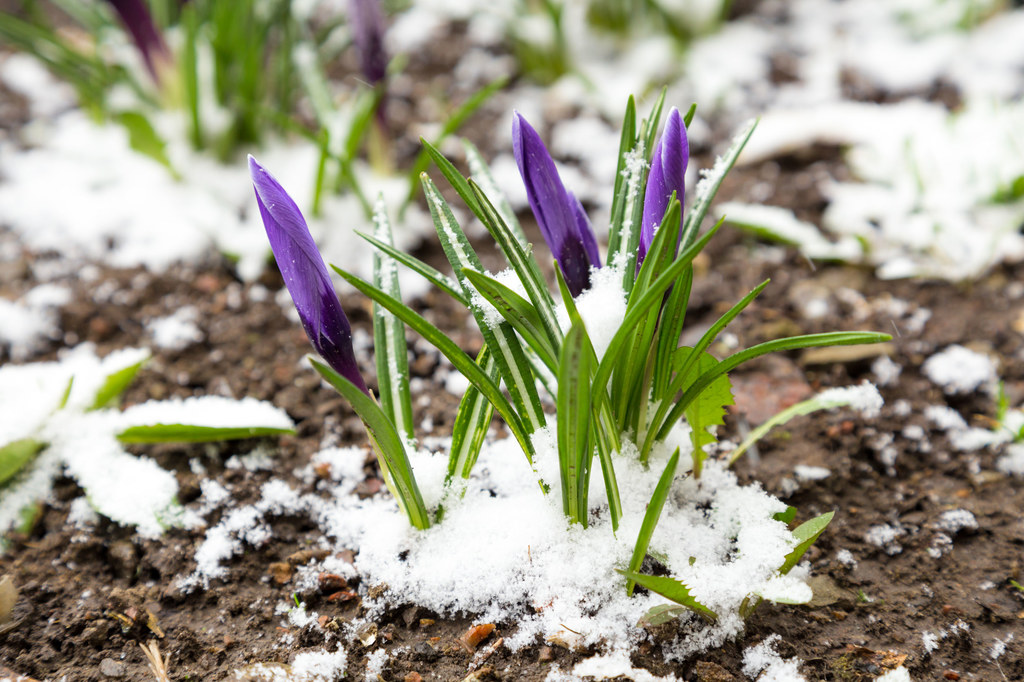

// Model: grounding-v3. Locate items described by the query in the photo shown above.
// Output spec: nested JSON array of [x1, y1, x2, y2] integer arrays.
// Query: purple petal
[[513, 112, 599, 296], [248, 156, 369, 394], [105, 0, 169, 83], [638, 107, 689, 268], [349, 0, 389, 86]]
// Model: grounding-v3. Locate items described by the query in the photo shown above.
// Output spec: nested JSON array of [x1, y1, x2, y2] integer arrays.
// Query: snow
[[120, 396, 294, 432], [741, 634, 806, 681], [873, 668, 912, 682], [922, 345, 997, 395], [147, 306, 204, 350]]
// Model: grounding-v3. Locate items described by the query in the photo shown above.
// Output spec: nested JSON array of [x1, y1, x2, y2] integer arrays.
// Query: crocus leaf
[[116, 424, 294, 443], [625, 447, 680, 596], [0, 439, 46, 488], [356, 230, 468, 306], [447, 345, 497, 482], [618, 570, 717, 623], [89, 353, 149, 411], [779, 511, 835, 575], [557, 314, 592, 526]]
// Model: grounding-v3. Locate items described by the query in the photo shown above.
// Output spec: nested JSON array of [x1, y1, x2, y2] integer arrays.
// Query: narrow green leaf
[[652, 265, 693, 400], [606, 95, 638, 263], [462, 139, 526, 244], [116, 424, 293, 443], [639, 87, 668, 163], [558, 315, 593, 525], [462, 269, 557, 372], [679, 118, 758, 251], [779, 511, 835, 575], [618, 570, 717, 622], [356, 230, 468, 306], [371, 198, 415, 442], [653, 333, 892, 445], [330, 265, 536, 464], [422, 175, 547, 433], [447, 346, 497, 481], [312, 359, 431, 530], [626, 448, 680, 596], [90, 355, 149, 411], [0, 439, 46, 487]]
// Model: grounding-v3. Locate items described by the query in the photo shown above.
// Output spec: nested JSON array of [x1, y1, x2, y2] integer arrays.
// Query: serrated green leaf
[[780, 511, 835, 575], [626, 447, 680, 596], [638, 603, 687, 628], [0, 438, 46, 487], [90, 355, 148, 411], [311, 358, 431, 530], [682, 354, 734, 477], [116, 424, 294, 443], [618, 570, 717, 622]]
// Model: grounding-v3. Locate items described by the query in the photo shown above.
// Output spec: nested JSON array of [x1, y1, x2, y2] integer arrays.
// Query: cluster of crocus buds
[[513, 107, 689, 295]]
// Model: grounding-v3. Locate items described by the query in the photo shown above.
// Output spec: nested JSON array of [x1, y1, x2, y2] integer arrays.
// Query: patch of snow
[[119, 396, 294, 432], [147, 306, 204, 350], [922, 345, 997, 395], [865, 524, 904, 555], [997, 443, 1024, 476], [794, 465, 830, 482], [836, 549, 858, 569], [561, 264, 628, 360], [872, 356, 902, 387], [0, 284, 70, 361], [873, 667, 912, 682], [741, 634, 806, 681]]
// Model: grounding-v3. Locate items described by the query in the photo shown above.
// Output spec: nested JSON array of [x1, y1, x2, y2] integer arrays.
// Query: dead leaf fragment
[[0, 666, 40, 682], [268, 562, 293, 585], [459, 623, 495, 652], [0, 575, 17, 624], [800, 342, 894, 366]]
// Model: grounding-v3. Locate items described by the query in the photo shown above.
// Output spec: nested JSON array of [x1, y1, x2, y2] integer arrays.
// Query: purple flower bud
[[512, 112, 601, 297], [638, 107, 689, 268], [248, 156, 369, 395], [105, 0, 170, 84], [349, 0, 388, 86]]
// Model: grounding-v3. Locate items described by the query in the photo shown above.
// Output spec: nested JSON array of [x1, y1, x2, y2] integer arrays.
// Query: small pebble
[[99, 658, 125, 678]]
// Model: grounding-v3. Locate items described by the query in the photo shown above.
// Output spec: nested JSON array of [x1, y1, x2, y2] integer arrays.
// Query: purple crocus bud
[[349, 0, 388, 86], [513, 112, 601, 297], [248, 156, 369, 395], [105, 0, 170, 84], [638, 107, 689, 268]]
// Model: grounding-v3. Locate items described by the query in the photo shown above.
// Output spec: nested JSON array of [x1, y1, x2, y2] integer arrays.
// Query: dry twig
[[140, 640, 171, 682]]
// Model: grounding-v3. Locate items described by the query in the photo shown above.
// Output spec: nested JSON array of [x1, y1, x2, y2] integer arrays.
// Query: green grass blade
[[652, 332, 892, 445], [625, 447, 680, 596], [448, 346, 497, 481], [330, 265, 536, 464], [462, 139, 526, 244], [311, 359, 431, 530], [679, 118, 757, 251], [468, 181, 562, 351], [0, 439, 46, 487], [356, 230, 468, 306], [116, 424, 293, 443], [606, 95, 638, 263], [89, 354, 149, 411], [558, 315, 593, 525], [639, 87, 668, 162], [421, 139, 481, 217], [651, 265, 693, 400], [371, 198, 415, 442], [462, 268, 558, 372], [617, 570, 717, 622], [404, 76, 508, 209], [422, 175, 547, 433], [779, 511, 835, 575]]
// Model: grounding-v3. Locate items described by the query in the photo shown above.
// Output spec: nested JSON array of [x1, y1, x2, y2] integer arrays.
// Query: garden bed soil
[[1, 212, 1023, 680]]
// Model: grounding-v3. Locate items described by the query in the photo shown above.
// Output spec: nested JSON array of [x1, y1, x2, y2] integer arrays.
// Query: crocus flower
[[513, 112, 601, 297], [105, 0, 170, 84], [349, 0, 388, 86], [248, 156, 369, 395], [638, 107, 689, 268]]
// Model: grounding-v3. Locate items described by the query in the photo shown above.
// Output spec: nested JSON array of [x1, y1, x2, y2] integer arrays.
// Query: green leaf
[[447, 346, 497, 481], [356, 230, 468, 306], [462, 139, 527, 244], [637, 603, 688, 628], [90, 354, 148, 411], [330, 264, 536, 465], [773, 506, 798, 524], [116, 424, 294, 443], [462, 269, 557, 372], [0, 439, 46, 487], [679, 118, 758, 251], [618, 570, 717, 623], [558, 315, 593, 526], [779, 511, 834, 575], [117, 112, 177, 176], [625, 448, 680, 596], [605, 95, 638, 264], [682, 353, 734, 477], [422, 175, 546, 434], [371, 197, 415, 442], [311, 358, 431, 530]]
